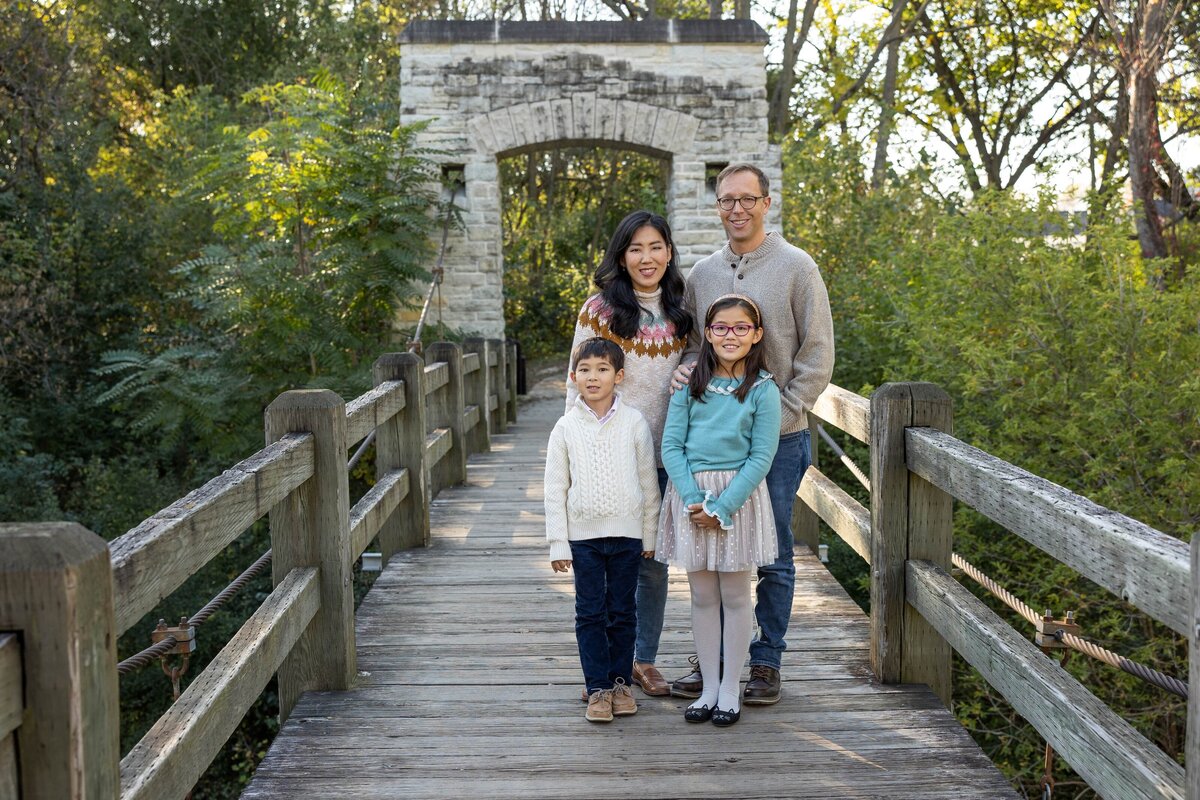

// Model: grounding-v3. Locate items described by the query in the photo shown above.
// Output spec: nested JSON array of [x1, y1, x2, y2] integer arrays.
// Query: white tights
[[687, 569, 753, 714]]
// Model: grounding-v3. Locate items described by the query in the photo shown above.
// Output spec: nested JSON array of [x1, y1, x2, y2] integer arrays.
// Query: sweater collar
[[572, 391, 622, 427], [721, 230, 783, 264]]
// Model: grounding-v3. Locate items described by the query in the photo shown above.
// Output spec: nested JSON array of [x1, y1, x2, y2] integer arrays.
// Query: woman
[[565, 209, 692, 697]]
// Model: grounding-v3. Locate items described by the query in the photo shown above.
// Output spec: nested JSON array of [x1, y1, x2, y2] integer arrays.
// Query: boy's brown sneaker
[[585, 689, 614, 723], [611, 678, 638, 716]]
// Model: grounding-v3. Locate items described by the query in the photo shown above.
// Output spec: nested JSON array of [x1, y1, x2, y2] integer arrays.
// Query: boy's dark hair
[[571, 337, 624, 372]]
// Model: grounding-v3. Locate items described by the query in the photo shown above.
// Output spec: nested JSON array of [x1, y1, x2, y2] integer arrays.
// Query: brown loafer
[[632, 661, 670, 696]]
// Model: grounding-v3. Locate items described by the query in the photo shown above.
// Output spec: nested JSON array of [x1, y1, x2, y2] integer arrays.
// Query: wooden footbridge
[[1, 341, 1193, 799]]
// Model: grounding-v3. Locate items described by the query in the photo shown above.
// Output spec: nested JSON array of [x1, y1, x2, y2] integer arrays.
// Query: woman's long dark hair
[[592, 210, 692, 340], [690, 296, 768, 403]]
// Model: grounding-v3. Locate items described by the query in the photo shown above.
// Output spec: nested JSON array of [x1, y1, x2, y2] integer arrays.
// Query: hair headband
[[710, 293, 762, 321]]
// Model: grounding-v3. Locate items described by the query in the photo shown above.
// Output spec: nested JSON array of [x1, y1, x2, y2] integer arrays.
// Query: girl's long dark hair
[[592, 210, 692, 340], [690, 296, 768, 403]]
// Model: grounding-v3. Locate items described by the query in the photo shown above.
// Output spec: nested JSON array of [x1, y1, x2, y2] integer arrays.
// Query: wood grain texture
[[425, 427, 451, 468], [908, 559, 1183, 800], [374, 353, 430, 557], [349, 469, 410, 560], [869, 383, 910, 684], [462, 351, 480, 374], [1189, 534, 1200, 799], [110, 433, 314, 635], [423, 361, 448, 395], [120, 568, 319, 800], [427, 342, 467, 494], [266, 390, 355, 722], [462, 338, 492, 455], [344, 380, 405, 448], [0, 732, 15, 800], [242, 395, 1016, 800], [800, 465, 871, 563], [812, 383, 870, 443], [0, 523, 120, 800], [0, 634, 20, 740], [906, 427, 1189, 636]]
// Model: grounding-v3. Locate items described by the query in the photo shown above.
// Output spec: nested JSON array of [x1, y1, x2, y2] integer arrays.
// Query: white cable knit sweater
[[544, 395, 661, 563]]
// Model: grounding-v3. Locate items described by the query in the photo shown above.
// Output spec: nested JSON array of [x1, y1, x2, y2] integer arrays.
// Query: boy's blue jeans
[[749, 429, 811, 671], [633, 468, 670, 664], [571, 536, 642, 693]]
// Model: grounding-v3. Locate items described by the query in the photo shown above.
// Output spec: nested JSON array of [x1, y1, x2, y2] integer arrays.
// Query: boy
[[544, 337, 661, 723]]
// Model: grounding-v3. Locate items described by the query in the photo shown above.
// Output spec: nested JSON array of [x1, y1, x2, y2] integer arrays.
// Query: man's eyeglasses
[[707, 323, 756, 337], [716, 195, 765, 212]]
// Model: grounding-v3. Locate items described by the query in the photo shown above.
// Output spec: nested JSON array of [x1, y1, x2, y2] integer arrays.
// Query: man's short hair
[[571, 337, 624, 371], [716, 163, 769, 197]]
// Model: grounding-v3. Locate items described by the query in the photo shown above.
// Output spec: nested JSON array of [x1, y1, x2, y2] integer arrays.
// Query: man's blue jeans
[[749, 429, 811, 670], [633, 468, 670, 664], [571, 536, 642, 693]]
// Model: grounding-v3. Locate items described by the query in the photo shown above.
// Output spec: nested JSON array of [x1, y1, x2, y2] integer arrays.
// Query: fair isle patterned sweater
[[565, 289, 687, 467]]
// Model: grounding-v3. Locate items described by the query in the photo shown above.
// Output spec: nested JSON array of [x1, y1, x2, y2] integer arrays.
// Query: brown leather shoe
[[632, 661, 670, 696], [611, 678, 638, 716], [742, 665, 782, 705], [670, 655, 703, 698]]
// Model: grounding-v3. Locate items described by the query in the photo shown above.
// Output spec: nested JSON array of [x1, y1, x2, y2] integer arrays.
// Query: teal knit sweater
[[660, 371, 781, 528]]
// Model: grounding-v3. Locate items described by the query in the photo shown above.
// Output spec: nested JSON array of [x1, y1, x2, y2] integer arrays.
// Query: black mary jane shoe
[[684, 704, 713, 723], [710, 706, 741, 727]]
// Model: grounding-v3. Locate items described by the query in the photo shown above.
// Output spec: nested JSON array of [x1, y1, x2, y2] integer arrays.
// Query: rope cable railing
[[817, 425, 1188, 699]]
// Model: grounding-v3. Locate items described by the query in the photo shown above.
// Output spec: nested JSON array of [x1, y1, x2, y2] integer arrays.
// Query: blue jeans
[[749, 429, 811, 670], [634, 468, 670, 664], [571, 537, 642, 693]]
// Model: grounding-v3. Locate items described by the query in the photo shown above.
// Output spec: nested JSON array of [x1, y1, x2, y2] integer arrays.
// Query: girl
[[565, 210, 692, 697], [657, 294, 781, 726]]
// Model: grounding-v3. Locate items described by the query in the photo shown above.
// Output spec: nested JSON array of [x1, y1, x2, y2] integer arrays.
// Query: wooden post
[[0, 522, 120, 799], [489, 337, 508, 434], [265, 390, 355, 723], [869, 382, 953, 707], [1189, 533, 1200, 799], [793, 415, 822, 556], [506, 340, 519, 423], [463, 337, 492, 455], [374, 352, 430, 554], [427, 342, 467, 494]]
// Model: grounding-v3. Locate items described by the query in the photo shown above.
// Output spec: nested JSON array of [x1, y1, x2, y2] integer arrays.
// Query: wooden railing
[[0, 339, 517, 800], [797, 381, 1191, 800]]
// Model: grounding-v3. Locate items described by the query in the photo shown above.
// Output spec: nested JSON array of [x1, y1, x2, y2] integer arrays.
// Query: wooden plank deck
[[243, 386, 1018, 800]]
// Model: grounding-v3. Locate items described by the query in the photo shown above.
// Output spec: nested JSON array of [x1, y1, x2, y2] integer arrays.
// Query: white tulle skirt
[[655, 470, 777, 572]]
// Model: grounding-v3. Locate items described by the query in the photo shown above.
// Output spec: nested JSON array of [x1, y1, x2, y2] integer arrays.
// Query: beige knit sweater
[[685, 231, 835, 434], [544, 396, 661, 563], [565, 288, 686, 466]]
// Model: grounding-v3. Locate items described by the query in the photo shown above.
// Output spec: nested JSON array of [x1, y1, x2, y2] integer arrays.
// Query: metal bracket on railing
[[1034, 610, 1079, 650], [152, 617, 197, 655]]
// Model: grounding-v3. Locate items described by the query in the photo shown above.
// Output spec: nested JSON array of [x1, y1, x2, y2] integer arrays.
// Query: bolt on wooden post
[[869, 382, 953, 707], [374, 352, 430, 554], [0, 522, 120, 800], [265, 390, 355, 722]]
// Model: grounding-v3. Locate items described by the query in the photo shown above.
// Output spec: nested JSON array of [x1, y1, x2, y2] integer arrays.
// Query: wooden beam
[[120, 568, 319, 800], [374, 353, 430, 555], [426, 428, 452, 468], [462, 338, 492, 455], [799, 466, 870, 563], [424, 362, 449, 395], [266, 390, 355, 722], [344, 380, 405, 448], [0, 523, 120, 800], [906, 427, 1189, 637], [427, 342, 467, 494], [812, 384, 870, 443], [350, 470, 410, 561], [909, 559, 1184, 800], [1188, 534, 1200, 799], [0, 635, 20, 740], [110, 433, 313, 635]]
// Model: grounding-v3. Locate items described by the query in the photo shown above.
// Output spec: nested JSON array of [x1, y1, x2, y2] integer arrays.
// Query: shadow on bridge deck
[[243, 391, 1017, 800]]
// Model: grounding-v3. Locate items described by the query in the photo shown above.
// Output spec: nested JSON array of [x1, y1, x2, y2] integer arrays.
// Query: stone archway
[[399, 20, 781, 338]]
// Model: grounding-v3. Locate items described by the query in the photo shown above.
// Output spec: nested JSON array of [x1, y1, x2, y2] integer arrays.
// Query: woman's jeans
[[633, 468, 670, 664], [571, 536, 642, 693], [749, 429, 811, 670]]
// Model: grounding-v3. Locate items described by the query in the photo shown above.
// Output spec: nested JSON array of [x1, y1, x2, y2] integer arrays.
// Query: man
[[671, 163, 834, 705]]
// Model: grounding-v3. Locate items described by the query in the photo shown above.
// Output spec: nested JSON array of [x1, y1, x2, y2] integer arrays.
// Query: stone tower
[[399, 20, 781, 338]]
